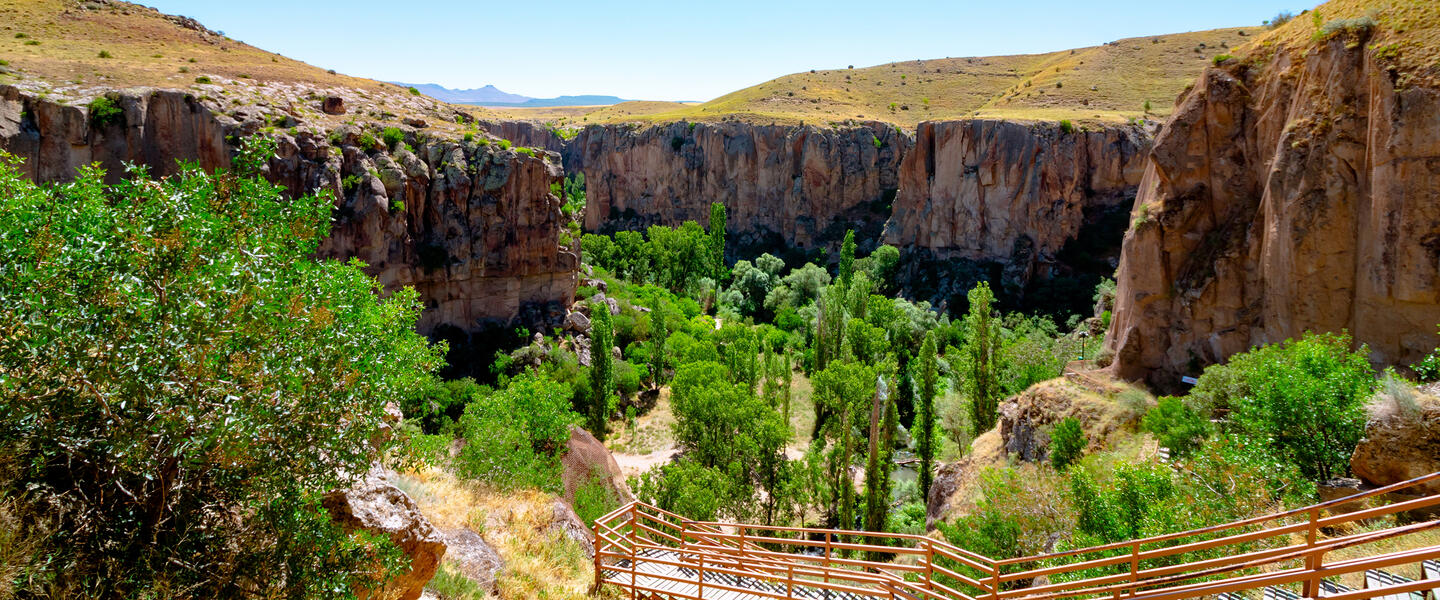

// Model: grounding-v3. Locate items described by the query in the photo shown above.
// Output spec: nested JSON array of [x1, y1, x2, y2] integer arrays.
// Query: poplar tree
[[963, 282, 1002, 433], [589, 299, 616, 441], [916, 331, 939, 499]]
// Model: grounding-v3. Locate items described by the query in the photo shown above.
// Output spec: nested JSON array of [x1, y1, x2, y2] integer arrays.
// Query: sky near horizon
[[144, 1, 1308, 102]]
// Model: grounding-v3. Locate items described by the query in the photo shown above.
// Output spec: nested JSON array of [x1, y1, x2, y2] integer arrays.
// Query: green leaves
[[455, 374, 577, 491], [0, 139, 442, 596]]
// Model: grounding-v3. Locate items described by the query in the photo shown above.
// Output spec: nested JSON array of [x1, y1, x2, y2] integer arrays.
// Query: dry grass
[[1245, 0, 1440, 87], [390, 468, 610, 600], [541, 27, 1260, 127], [610, 387, 676, 456]]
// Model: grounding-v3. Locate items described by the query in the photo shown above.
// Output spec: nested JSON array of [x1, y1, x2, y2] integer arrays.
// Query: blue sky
[[145, 1, 1308, 101]]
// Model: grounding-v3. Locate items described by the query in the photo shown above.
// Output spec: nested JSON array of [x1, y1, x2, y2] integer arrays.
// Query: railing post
[[787, 560, 795, 600], [925, 539, 935, 592], [990, 561, 1001, 600], [1303, 507, 1321, 599], [592, 519, 603, 594], [629, 506, 637, 600], [825, 531, 833, 586], [697, 553, 706, 600], [1128, 541, 1139, 597]]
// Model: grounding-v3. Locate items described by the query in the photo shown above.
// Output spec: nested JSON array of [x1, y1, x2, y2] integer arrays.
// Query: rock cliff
[[566, 121, 911, 254], [0, 85, 578, 372], [884, 119, 1148, 310], [1104, 14, 1440, 386]]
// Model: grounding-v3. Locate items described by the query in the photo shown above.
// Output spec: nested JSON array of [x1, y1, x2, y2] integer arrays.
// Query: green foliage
[[709, 202, 728, 280], [498, 139, 512, 150], [0, 138, 439, 597], [574, 469, 623, 528], [408, 86, 420, 95], [87, 95, 123, 128], [867, 244, 900, 293], [454, 373, 577, 491], [403, 377, 487, 434], [381, 126, 404, 150], [358, 131, 380, 152], [1191, 331, 1374, 480], [962, 282, 1003, 433], [1266, 10, 1295, 28], [427, 563, 489, 600], [97, 50, 112, 59], [1141, 396, 1210, 458], [194, 75, 212, 84], [1212, 54, 1234, 65], [1049, 417, 1085, 469], [1410, 327, 1440, 382], [937, 467, 1073, 563], [916, 331, 939, 499], [588, 300, 616, 441], [1059, 119, 1075, 134], [838, 230, 857, 287]]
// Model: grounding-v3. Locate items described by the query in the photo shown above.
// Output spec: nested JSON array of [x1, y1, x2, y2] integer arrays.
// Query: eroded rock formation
[[884, 119, 1147, 309], [1104, 27, 1440, 387], [324, 469, 447, 600], [566, 121, 911, 254], [0, 85, 578, 371]]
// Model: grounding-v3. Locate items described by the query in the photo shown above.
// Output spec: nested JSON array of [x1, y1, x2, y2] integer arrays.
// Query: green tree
[[963, 282, 1003, 433], [863, 375, 898, 536], [455, 374, 577, 491], [0, 139, 442, 597], [588, 300, 616, 441], [1141, 396, 1211, 458], [709, 202, 728, 281], [1049, 417, 1085, 469], [838, 229, 857, 288], [1192, 331, 1374, 480], [813, 361, 879, 529], [916, 331, 939, 499], [649, 305, 670, 385]]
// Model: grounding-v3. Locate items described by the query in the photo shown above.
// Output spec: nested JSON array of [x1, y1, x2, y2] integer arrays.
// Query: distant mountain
[[477, 95, 630, 108], [393, 83, 533, 104]]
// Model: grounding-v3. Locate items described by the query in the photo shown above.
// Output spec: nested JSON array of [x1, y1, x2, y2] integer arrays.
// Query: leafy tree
[[868, 244, 901, 293], [1192, 332, 1374, 480], [863, 376, 898, 536], [0, 139, 442, 597], [649, 305, 670, 385], [813, 361, 879, 529], [455, 374, 577, 491], [1049, 417, 1085, 469], [963, 282, 1003, 433], [838, 230, 857, 288], [916, 332, 939, 499], [588, 299, 616, 441], [1142, 397, 1211, 458], [709, 202, 728, 281]]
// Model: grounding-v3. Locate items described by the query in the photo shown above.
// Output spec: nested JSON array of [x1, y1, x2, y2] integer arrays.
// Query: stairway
[[602, 548, 872, 600]]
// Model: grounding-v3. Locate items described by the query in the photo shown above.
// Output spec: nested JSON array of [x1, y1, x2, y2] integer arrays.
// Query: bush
[[1142, 396, 1210, 458], [97, 50, 112, 58], [1212, 54, 1234, 65], [381, 126, 404, 150], [1267, 11, 1295, 28], [454, 374, 577, 491], [573, 468, 623, 528], [87, 95, 123, 128], [408, 86, 420, 95], [1050, 417, 1085, 469], [1191, 331, 1374, 480], [358, 131, 380, 152], [0, 138, 440, 597], [1059, 119, 1075, 134], [194, 75, 212, 84]]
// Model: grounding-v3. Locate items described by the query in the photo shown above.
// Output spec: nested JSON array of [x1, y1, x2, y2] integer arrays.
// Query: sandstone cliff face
[[567, 121, 911, 253], [1105, 32, 1440, 386], [884, 120, 1147, 306], [478, 119, 568, 154], [0, 85, 577, 367]]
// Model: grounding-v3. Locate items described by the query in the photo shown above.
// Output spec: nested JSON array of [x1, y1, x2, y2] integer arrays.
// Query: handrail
[[594, 471, 1440, 600]]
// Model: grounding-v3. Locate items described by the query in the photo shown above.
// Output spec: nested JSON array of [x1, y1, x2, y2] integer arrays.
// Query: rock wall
[[1104, 31, 1440, 387], [883, 119, 1148, 309], [566, 121, 911, 253], [478, 119, 567, 154], [0, 85, 578, 370]]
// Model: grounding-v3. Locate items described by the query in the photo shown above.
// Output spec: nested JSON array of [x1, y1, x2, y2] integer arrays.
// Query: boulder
[[402, 117, 428, 129], [1351, 396, 1440, 496], [436, 527, 502, 595], [324, 471, 446, 600], [561, 425, 633, 509], [322, 95, 346, 115], [550, 499, 596, 558], [564, 311, 591, 334]]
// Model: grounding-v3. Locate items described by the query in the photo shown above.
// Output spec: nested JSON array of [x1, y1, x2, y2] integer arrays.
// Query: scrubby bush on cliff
[[455, 373, 577, 491], [0, 139, 443, 597]]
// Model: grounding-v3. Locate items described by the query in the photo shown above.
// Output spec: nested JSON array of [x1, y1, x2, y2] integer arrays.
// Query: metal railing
[[593, 471, 1440, 600]]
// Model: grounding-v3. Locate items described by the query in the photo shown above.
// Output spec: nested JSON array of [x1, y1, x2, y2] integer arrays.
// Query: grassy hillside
[[510, 27, 1261, 128], [1241, 0, 1440, 83], [0, 0, 501, 125]]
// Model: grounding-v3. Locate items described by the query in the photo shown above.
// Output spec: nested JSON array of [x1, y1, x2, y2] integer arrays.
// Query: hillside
[[504, 26, 1261, 128], [0, 0, 502, 127]]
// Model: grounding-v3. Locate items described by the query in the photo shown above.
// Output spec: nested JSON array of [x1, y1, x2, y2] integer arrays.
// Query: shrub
[[425, 562, 488, 600], [1049, 417, 1085, 469], [454, 374, 577, 491], [0, 137, 439, 596], [1059, 119, 1075, 134], [1142, 396, 1210, 458], [358, 131, 380, 151], [497, 139, 512, 150], [573, 468, 623, 528], [194, 75, 212, 84], [86, 95, 123, 128], [1267, 11, 1295, 28], [1212, 54, 1234, 65], [381, 126, 404, 150], [408, 86, 420, 95], [1190, 331, 1374, 480], [96, 50, 112, 58], [1318, 16, 1376, 40], [1143, 100, 1152, 113]]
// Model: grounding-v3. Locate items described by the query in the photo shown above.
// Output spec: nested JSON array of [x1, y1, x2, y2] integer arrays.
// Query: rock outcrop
[[325, 471, 447, 600], [884, 120, 1147, 306], [478, 119, 568, 154], [1104, 21, 1440, 386], [1352, 395, 1440, 496], [561, 425, 634, 508], [0, 85, 578, 370], [566, 121, 911, 254]]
